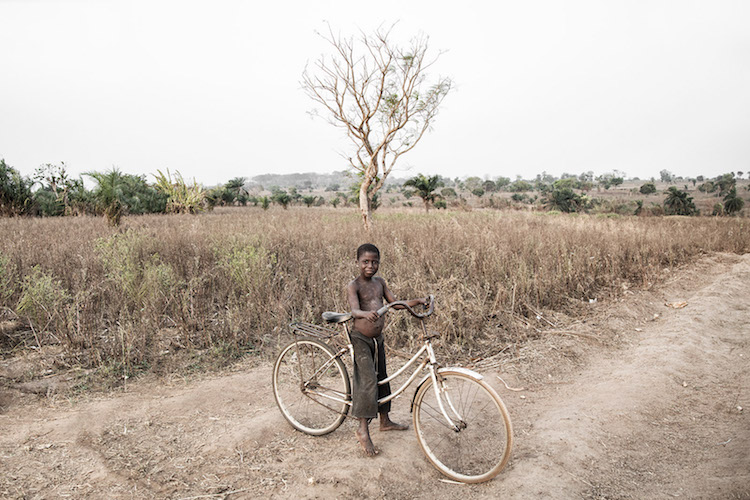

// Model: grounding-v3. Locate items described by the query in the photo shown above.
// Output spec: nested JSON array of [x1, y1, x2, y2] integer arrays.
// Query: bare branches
[[302, 23, 452, 229]]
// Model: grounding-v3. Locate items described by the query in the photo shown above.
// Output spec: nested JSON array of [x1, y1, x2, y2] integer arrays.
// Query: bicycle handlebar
[[376, 294, 434, 319]]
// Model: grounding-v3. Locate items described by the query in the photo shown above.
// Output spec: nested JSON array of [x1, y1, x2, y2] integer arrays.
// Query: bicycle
[[271, 295, 513, 483]]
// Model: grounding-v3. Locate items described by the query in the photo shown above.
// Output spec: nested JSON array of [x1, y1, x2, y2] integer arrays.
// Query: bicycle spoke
[[414, 372, 512, 483], [273, 339, 350, 436]]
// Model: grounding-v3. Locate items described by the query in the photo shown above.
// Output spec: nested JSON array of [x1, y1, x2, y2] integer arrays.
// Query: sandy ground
[[1, 253, 748, 499]]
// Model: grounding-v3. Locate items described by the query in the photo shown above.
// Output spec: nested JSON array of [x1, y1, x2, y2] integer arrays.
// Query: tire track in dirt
[[1, 254, 748, 499]]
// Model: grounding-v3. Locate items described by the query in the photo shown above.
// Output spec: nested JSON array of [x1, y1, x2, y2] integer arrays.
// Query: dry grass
[[0, 207, 747, 379]]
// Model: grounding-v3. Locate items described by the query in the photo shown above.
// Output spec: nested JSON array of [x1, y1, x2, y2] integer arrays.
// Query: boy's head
[[356, 243, 380, 260], [356, 243, 380, 279]]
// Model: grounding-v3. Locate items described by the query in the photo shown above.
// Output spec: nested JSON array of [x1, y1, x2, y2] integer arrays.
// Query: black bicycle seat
[[322, 311, 352, 323]]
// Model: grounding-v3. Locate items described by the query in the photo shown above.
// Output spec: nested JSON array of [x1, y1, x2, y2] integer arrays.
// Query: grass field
[[1, 207, 748, 384]]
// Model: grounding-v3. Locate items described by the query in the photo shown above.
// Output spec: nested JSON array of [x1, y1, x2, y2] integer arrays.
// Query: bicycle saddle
[[322, 311, 352, 323]]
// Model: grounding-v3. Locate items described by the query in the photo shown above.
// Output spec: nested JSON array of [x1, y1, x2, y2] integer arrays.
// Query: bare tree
[[302, 23, 452, 230]]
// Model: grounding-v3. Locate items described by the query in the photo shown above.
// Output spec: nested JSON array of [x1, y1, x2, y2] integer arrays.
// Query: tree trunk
[[359, 181, 372, 231]]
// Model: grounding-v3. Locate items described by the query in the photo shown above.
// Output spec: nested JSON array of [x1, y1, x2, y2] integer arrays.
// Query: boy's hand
[[365, 311, 380, 322]]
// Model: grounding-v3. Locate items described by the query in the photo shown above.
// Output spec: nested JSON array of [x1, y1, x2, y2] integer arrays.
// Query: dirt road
[[1, 254, 748, 499]]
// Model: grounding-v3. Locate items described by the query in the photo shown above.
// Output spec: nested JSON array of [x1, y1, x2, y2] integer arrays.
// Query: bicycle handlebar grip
[[376, 304, 390, 317]]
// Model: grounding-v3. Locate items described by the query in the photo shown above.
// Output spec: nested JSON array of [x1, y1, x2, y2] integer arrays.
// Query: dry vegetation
[[1, 207, 748, 388]]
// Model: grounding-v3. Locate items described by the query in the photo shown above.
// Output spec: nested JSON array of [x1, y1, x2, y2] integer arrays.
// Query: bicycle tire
[[272, 338, 350, 436], [413, 370, 513, 483]]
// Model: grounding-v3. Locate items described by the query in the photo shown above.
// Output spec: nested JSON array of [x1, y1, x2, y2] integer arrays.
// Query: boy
[[347, 243, 428, 456]]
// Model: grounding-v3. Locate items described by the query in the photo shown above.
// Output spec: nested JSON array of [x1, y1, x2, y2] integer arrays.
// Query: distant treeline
[[1, 158, 746, 223]]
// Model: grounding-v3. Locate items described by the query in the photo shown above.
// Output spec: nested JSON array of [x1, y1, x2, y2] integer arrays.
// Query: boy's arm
[[381, 279, 428, 309], [346, 281, 380, 322]]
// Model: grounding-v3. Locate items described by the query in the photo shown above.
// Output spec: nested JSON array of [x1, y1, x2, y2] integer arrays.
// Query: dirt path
[[1, 254, 748, 499]]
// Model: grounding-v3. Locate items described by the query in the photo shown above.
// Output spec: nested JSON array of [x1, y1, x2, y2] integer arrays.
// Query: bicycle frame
[[293, 313, 465, 432]]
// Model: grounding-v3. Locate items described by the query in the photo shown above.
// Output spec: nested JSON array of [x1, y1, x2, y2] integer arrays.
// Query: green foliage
[[260, 196, 270, 210], [508, 180, 533, 192], [639, 182, 657, 195], [596, 174, 623, 190], [544, 187, 586, 213], [96, 231, 178, 314], [440, 187, 457, 199], [403, 173, 443, 211], [33, 189, 65, 217], [213, 238, 276, 296], [16, 266, 70, 333], [495, 176, 511, 189], [0, 159, 33, 215], [463, 176, 482, 192], [434, 199, 447, 209], [482, 180, 496, 193], [349, 181, 380, 211], [302, 195, 316, 207], [471, 187, 485, 197], [634, 200, 644, 216], [660, 169, 674, 183], [0, 253, 14, 305], [723, 187, 744, 215], [663, 187, 698, 216], [271, 189, 291, 209], [86, 168, 126, 225], [553, 178, 579, 191], [714, 173, 736, 197], [153, 169, 205, 214]]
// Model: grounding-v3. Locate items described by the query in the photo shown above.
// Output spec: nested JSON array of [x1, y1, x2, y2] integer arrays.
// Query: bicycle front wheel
[[272, 338, 350, 436], [413, 370, 513, 483]]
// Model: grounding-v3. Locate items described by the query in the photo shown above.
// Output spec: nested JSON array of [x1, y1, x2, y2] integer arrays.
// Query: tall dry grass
[[0, 207, 747, 375]]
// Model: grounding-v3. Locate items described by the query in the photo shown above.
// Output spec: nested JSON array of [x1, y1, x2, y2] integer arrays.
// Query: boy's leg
[[351, 332, 378, 419], [375, 335, 409, 431], [350, 332, 379, 456]]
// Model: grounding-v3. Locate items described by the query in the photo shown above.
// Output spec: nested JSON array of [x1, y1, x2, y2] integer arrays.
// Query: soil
[[1, 253, 748, 499]]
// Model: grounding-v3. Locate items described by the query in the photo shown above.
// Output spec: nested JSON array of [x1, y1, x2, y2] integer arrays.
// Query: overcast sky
[[2, 0, 749, 186]]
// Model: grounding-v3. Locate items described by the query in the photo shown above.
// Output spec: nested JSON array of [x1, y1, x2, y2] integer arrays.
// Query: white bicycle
[[272, 295, 513, 483]]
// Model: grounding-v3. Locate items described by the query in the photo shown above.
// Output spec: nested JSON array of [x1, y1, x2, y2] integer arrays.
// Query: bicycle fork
[[425, 344, 466, 433]]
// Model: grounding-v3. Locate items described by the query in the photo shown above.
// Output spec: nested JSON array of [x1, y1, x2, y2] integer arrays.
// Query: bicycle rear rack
[[289, 321, 339, 340]]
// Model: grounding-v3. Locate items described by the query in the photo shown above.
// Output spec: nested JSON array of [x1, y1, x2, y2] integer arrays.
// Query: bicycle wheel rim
[[413, 371, 513, 483], [272, 338, 350, 436]]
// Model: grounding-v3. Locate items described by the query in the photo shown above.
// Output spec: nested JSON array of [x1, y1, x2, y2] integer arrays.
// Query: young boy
[[347, 243, 428, 456]]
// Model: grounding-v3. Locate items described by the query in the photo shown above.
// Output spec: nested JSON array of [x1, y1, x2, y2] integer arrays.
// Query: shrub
[[639, 182, 657, 195], [16, 266, 71, 339], [544, 187, 586, 213], [0, 253, 14, 305]]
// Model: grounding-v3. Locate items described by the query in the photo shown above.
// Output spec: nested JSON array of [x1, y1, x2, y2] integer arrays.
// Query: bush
[[639, 182, 657, 195], [16, 266, 71, 340], [0, 159, 33, 216]]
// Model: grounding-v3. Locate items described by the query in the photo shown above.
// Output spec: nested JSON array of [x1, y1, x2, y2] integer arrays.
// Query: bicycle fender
[[409, 367, 484, 413]]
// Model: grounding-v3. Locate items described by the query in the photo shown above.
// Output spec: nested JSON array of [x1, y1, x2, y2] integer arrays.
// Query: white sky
[[1, 0, 749, 186]]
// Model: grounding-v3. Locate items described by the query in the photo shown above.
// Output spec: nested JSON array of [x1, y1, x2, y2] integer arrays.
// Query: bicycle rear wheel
[[413, 370, 513, 483], [272, 338, 350, 435]]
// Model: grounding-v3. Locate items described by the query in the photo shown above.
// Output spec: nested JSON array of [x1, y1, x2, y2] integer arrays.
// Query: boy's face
[[357, 251, 379, 279]]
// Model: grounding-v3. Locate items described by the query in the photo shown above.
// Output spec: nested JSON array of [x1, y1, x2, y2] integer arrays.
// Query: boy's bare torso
[[349, 276, 386, 337]]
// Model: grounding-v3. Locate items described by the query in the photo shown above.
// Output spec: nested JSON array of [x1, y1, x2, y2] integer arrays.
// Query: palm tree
[[86, 168, 126, 225], [723, 187, 744, 215], [403, 174, 442, 212], [663, 187, 698, 216]]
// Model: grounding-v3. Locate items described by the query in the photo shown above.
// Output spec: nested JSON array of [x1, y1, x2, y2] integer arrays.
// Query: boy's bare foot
[[379, 414, 409, 431], [355, 428, 378, 456]]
